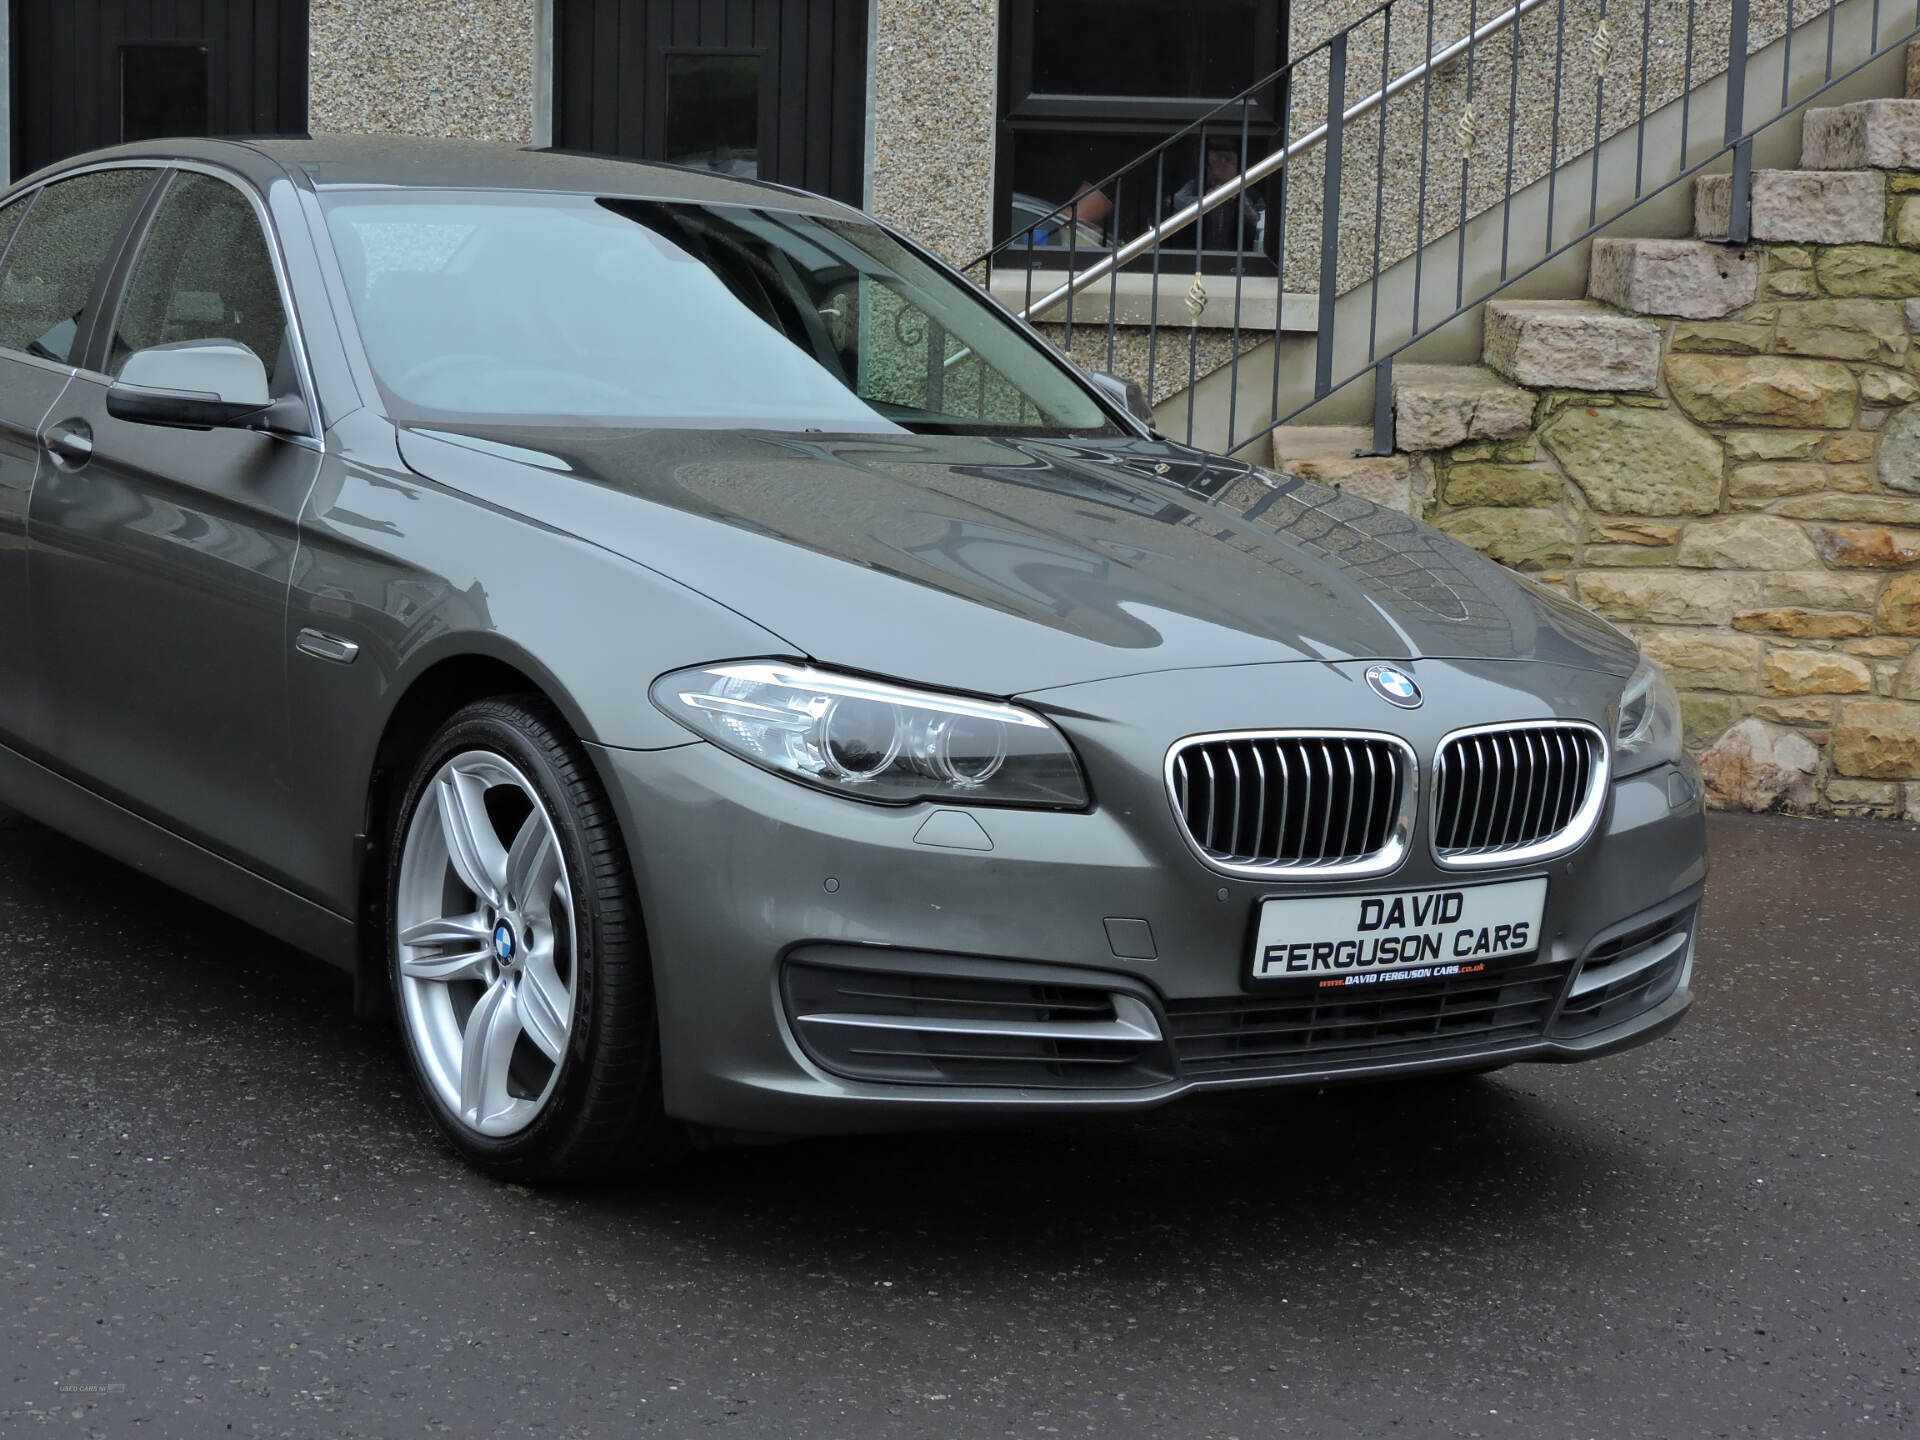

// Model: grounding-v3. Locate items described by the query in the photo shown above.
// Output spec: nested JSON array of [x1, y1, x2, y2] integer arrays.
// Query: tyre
[[386, 695, 681, 1181]]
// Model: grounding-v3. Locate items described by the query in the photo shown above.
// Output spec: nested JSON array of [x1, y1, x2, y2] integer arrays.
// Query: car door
[[28, 166, 324, 881], [0, 167, 158, 745]]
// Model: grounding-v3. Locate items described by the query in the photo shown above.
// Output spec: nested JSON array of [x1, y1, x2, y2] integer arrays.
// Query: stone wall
[[1320, 213, 1920, 819]]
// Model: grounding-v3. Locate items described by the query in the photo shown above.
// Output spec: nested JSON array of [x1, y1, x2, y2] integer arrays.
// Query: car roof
[[11, 134, 854, 217]]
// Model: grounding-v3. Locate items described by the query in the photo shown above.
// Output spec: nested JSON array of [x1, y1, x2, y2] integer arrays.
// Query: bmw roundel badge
[[1365, 664, 1423, 709]]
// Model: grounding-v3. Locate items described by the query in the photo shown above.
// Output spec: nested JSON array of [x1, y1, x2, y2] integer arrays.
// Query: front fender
[[281, 422, 789, 912]]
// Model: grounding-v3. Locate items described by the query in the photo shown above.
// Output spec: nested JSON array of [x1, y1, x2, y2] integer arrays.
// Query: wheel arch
[[351, 646, 595, 1023]]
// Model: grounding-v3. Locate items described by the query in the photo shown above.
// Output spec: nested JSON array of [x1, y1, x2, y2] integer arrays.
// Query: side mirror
[[106, 340, 271, 430], [1087, 369, 1157, 427]]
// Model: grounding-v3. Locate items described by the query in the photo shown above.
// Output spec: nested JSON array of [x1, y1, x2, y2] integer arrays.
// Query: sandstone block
[[1587, 238, 1761, 319], [1811, 525, 1920, 568], [1676, 516, 1821, 570], [1670, 321, 1773, 355], [1591, 520, 1679, 547], [1898, 196, 1920, 248], [1896, 650, 1920, 700], [1441, 463, 1564, 507], [1753, 570, 1883, 610], [1725, 430, 1823, 461], [1391, 364, 1535, 452], [1680, 694, 1743, 749], [1832, 699, 1920, 777], [1802, 100, 1920, 170], [1664, 354, 1855, 428], [1537, 404, 1723, 515], [1826, 431, 1876, 462], [1862, 368, 1920, 406], [1773, 299, 1908, 363], [1582, 544, 1679, 567], [1845, 637, 1916, 658], [1823, 778, 1903, 813], [1636, 630, 1764, 691], [1908, 298, 1920, 330], [1765, 648, 1873, 695], [1732, 609, 1872, 638], [1813, 245, 1920, 296], [1575, 571, 1731, 626], [1875, 573, 1920, 634], [1698, 169, 1887, 245], [1875, 404, 1920, 493], [1727, 463, 1834, 501], [1270, 427, 1415, 514], [1774, 494, 1920, 523], [1767, 270, 1822, 298], [1483, 300, 1661, 391], [1434, 507, 1577, 569], [1695, 718, 1820, 811], [1751, 699, 1836, 725]]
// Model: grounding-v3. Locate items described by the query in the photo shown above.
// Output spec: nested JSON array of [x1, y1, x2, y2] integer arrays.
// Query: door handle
[[44, 418, 93, 468]]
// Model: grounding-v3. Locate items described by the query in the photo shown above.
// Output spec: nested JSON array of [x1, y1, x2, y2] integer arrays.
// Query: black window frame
[[993, 0, 1288, 272]]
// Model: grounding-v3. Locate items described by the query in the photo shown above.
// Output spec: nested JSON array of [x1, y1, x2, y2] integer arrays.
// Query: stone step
[[1482, 299, 1661, 392], [1390, 363, 1535, 451], [1801, 99, 1920, 170], [1696, 168, 1886, 245], [1588, 237, 1761, 318], [1268, 426, 1415, 514]]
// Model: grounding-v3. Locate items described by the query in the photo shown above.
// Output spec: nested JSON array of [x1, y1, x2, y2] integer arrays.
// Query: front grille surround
[[1429, 720, 1610, 869], [1164, 729, 1419, 881]]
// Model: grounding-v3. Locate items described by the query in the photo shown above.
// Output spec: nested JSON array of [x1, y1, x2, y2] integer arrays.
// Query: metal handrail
[[1009, 0, 1550, 325]]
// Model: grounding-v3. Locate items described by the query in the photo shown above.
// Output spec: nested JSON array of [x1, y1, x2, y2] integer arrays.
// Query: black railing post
[[1316, 31, 1348, 400], [1725, 0, 1753, 243], [1369, 354, 1396, 457]]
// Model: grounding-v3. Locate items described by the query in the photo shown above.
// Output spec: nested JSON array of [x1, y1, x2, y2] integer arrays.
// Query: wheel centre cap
[[492, 922, 517, 965]]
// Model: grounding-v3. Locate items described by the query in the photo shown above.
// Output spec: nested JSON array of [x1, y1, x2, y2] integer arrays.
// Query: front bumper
[[590, 658, 1706, 1135]]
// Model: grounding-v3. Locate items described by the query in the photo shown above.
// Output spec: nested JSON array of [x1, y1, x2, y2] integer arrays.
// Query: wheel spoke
[[397, 912, 494, 984], [504, 808, 560, 917], [436, 768, 506, 907], [515, 951, 571, 1064], [459, 978, 522, 1126]]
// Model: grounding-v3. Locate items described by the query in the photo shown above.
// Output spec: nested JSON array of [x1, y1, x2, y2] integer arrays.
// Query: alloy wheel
[[394, 750, 577, 1137]]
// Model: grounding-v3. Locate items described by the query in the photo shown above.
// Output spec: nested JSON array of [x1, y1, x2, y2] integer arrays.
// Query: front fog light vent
[[782, 950, 1173, 1089]]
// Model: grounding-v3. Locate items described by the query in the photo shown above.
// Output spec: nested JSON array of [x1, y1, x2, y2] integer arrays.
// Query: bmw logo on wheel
[[493, 924, 516, 961], [1364, 664, 1423, 709]]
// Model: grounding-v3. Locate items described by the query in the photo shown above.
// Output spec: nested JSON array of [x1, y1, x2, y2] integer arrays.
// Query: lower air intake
[[782, 950, 1174, 1089]]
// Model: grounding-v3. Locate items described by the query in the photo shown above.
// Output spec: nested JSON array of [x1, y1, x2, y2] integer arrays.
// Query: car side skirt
[[0, 739, 355, 971]]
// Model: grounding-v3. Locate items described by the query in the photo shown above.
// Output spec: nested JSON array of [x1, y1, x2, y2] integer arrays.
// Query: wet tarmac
[[2, 811, 1915, 1437]]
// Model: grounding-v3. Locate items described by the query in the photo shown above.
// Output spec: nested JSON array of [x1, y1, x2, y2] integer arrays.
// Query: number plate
[[1250, 877, 1548, 991]]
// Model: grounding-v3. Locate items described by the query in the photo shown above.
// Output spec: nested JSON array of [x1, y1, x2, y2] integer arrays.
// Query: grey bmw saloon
[[0, 138, 1705, 1180]]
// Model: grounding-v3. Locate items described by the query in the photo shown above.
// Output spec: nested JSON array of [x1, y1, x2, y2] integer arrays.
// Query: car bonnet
[[393, 424, 1637, 697]]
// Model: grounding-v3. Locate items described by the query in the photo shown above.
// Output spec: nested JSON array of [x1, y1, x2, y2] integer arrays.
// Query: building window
[[996, 0, 1285, 269]]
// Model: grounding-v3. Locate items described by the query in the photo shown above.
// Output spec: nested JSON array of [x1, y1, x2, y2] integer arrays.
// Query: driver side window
[[110, 172, 292, 392]]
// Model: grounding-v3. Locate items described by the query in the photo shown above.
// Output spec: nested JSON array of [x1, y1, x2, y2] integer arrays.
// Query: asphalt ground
[[1, 810, 1915, 1439]]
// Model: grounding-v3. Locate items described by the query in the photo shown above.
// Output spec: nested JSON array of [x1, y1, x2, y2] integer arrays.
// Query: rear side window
[[0, 169, 151, 365], [0, 195, 30, 270], [109, 172, 292, 389]]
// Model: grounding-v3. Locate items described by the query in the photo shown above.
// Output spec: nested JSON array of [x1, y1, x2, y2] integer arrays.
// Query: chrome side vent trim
[[1431, 720, 1608, 868], [1165, 730, 1417, 880]]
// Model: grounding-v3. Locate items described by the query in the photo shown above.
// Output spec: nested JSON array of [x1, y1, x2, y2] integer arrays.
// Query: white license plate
[[1251, 877, 1548, 991]]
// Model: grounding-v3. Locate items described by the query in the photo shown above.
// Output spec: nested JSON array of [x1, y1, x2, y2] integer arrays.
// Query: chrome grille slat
[[1433, 722, 1607, 867], [1168, 731, 1414, 878]]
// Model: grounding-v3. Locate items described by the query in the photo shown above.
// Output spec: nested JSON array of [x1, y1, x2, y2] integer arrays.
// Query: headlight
[[1613, 652, 1683, 776], [650, 661, 1090, 808]]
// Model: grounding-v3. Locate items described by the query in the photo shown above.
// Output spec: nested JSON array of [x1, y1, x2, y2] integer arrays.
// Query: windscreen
[[319, 189, 1120, 437]]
